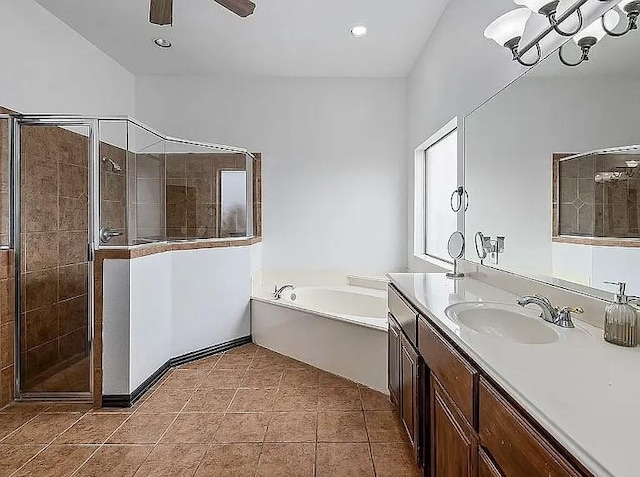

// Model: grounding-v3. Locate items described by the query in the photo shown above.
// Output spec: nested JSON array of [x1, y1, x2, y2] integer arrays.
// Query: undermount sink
[[445, 302, 560, 345]]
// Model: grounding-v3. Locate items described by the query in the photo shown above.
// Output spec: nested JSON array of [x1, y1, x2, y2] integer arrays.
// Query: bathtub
[[251, 281, 389, 392]]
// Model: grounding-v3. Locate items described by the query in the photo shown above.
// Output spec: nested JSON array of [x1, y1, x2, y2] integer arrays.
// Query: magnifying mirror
[[446, 231, 465, 279]]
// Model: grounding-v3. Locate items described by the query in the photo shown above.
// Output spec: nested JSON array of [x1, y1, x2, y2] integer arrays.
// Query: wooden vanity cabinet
[[388, 315, 401, 407], [431, 376, 477, 477], [388, 285, 592, 477], [388, 312, 421, 464], [479, 378, 584, 477]]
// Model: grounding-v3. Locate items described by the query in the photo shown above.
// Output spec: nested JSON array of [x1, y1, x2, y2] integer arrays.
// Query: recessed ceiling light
[[154, 38, 172, 48], [350, 25, 368, 38]]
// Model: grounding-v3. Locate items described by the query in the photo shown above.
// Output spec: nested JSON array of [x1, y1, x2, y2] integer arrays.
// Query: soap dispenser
[[603, 282, 639, 347]]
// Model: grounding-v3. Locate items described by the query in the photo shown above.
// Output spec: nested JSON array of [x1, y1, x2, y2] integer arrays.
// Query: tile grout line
[[7, 410, 87, 477], [67, 410, 136, 477]]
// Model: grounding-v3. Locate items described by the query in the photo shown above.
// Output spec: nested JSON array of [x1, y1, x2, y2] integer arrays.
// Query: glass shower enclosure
[[2, 114, 254, 402]]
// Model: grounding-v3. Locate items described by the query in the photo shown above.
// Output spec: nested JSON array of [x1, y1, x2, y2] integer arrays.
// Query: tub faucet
[[517, 295, 583, 328], [273, 284, 295, 300]]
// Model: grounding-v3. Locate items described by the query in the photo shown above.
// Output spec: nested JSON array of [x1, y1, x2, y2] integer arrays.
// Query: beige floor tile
[[133, 444, 207, 476], [318, 387, 362, 411], [240, 369, 283, 388], [12, 444, 97, 477], [316, 443, 375, 477], [0, 444, 45, 476], [280, 368, 319, 387], [107, 413, 177, 444], [319, 372, 358, 389], [264, 412, 317, 443], [194, 443, 262, 477], [182, 389, 236, 412], [273, 387, 318, 411], [359, 387, 394, 411], [0, 413, 37, 440], [200, 369, 246, 389], [214, 413, 271, 443], [2, 413, 83, 445], [54, 413, 128, 444], [136, 388, 193, 413], [255, 443, 315, 477], [370, 442, 421, 477], [364, 411, 407, 442], [160, 413, 223, 444], [74, 445, 154, 477], [178, 355, 221, 372], [160, 369, 207, 389], [317, 412, 368, 443], [229, 388, 277, 412], [215, 354, 253, 370], [224, 344, 259, 357]]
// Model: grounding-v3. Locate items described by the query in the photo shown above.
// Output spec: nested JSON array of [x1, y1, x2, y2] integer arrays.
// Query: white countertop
[[388, 273, 640, 477]]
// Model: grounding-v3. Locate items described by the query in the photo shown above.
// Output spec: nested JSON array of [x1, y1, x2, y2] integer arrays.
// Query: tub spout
[[273, 284, 295, 300]]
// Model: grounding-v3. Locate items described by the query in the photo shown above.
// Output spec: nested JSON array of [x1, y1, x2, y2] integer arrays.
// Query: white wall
[[0, 0, 134, 115], [102, 245, 256, 395], [135, 76, 407, 275]]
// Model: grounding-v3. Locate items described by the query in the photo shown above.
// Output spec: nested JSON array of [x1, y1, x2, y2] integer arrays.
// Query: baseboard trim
[[101, 335, 252, 408]]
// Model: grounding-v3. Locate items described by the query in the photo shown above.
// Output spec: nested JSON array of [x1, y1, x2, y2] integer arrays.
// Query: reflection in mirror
[[465, 5, 640, 297], [446, 232, 465, 279]]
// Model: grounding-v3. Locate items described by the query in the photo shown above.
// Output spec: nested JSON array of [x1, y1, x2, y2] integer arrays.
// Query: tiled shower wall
[[20, 125, 89, 392], [99, 142, 128, 246], [166, 153, 250, 240], [558, 154, 640, 238]]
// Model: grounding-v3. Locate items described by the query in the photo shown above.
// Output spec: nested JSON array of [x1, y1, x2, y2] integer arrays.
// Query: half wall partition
[[0, 114, 256, 404]]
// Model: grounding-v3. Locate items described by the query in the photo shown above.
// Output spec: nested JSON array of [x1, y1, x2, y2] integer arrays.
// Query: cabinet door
[[431, 376, 477, 477], [479, 449, 504, 477], [388, 314, 401, 407], [400, 335, 419, 458]]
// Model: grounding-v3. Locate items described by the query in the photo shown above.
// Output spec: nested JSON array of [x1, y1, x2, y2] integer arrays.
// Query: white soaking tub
[[251, 282, 388, 392]]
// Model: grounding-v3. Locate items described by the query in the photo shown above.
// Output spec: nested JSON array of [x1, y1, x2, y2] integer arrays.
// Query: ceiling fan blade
[[150, 0, 173, 25], [214, 0, 256, 18]]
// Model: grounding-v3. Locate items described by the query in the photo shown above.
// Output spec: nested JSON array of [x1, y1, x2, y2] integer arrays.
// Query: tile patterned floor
[[0, 344, 420, 476]]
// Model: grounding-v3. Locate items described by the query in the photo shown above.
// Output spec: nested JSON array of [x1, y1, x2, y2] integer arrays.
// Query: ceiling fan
[[149, 0, 256, 26]]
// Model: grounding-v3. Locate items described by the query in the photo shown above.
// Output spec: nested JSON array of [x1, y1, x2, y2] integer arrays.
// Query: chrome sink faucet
[[517, 295, 583, 328], [273, 284, 295, 300]]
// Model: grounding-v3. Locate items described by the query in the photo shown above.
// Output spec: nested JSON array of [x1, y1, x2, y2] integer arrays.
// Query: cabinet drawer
[[388, 286, 417, 344], [479, 378, 582, 477], [418, 317, 477, 426]]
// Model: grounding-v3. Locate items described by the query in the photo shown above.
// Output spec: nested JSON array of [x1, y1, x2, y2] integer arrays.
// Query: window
[[413, 118, 459, 264], [425, 129, 458, 260], [220, 170, 248, 237]]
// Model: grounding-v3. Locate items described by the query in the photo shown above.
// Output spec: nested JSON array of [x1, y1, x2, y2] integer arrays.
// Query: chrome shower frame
[[3, 114, 254, 403]]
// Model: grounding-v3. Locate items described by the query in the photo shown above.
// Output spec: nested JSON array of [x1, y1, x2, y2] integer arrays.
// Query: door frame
[[12, 116, 98, 402]]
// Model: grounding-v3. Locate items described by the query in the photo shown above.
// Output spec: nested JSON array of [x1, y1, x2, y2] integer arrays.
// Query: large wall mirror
[[464, 3, 640, 298]]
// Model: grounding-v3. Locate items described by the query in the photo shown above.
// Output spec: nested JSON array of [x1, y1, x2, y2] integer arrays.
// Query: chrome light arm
[[603, 1, 640, 37]]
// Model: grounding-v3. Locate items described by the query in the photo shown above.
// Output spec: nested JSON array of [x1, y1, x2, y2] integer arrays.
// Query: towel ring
[[450, 186, 469, 212]]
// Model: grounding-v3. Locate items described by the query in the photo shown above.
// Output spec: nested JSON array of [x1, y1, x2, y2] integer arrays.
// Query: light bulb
[[484, 8, 532, 47], [514, 0, 556, 14], [574, 9, 620, 43]]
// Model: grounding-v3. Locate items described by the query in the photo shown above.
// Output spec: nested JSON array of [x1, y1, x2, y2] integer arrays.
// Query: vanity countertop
[[388, 272, 640, 477]]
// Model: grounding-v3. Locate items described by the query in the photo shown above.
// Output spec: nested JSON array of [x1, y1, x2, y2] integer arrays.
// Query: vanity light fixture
[[153, 38, 172, 48], [514, 0, 584, 36], [350, 25, 368, 37], [603, 0, 640, 36], [485, 0, 637, 68], [559, 9, 620, 66]]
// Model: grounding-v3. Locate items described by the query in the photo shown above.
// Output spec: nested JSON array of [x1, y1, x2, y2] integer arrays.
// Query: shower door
[[15, 119, 95, 400]]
